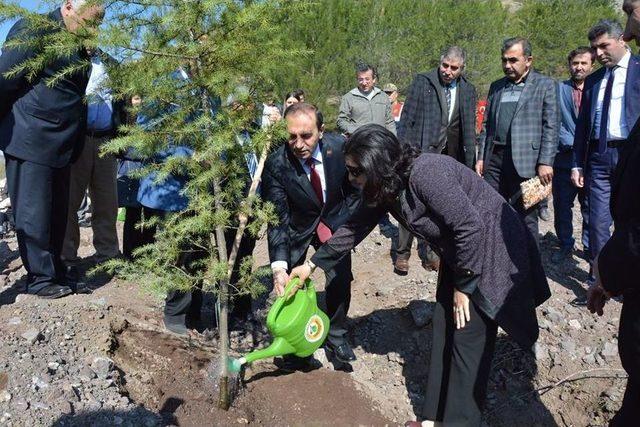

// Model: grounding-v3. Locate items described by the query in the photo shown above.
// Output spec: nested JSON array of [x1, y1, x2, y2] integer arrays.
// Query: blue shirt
[[86, 56, 114, 132]]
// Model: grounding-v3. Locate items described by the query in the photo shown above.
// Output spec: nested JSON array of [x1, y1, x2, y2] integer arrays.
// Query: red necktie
[[306, 158, 332, 243]]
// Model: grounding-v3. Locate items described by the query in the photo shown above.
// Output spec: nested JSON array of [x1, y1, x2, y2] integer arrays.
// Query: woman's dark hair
[[284, 91, 301, 102], [344, 124, 420, 206]]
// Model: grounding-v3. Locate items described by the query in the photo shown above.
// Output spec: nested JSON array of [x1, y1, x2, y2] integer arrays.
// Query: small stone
[[0, 390, 11, 403], [7, 317, 21, 326], [534, 343, 549, 360], [0, 412, 11, 423], [79, 366, 96, 382], [11, 397, 28, 411], [31, 401, 49, 410], [90, 357, 114, 379], [21, 328, 42, 345], [560, 339, 576, 353], [47, 362, 60, 373], [543, 307, 563, 323], [583, 354, 596, 365], [601, 342, 618, 359], [89, 297, 108, 309], [59, 401, 73, 414], [32, 375, 49, 391], [569, 319, 582, 330]]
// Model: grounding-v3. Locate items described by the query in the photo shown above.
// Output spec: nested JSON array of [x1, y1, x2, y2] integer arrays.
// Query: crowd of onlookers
[[2, 0, 640, 425]]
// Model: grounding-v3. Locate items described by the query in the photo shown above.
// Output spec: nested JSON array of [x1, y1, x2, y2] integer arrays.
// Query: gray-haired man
[[395, 46, 478, 275]]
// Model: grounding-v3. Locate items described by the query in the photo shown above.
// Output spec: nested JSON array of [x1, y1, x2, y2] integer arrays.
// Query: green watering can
[[228, 278, 330, 373]]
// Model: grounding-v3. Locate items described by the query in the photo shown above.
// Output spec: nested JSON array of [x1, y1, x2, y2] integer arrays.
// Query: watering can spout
[[244, 337, 296, 364]]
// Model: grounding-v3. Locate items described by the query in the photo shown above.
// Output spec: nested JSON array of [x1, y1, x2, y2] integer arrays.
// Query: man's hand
[[587, 282, 609, 316], [272, 268, 289, 297], [537, 165, 554, 186], [475, 160, 484, 177], [287, 263, 312, 299], [571, 169, 584, 188]]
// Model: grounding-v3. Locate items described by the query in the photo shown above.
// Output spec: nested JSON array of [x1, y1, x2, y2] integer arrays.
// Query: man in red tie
[[263, 103, 362, 366]]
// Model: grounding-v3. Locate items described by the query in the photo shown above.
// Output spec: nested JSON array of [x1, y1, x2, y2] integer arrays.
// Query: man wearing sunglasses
[[262, 103, 362, 368], [396, 46, 478, 276]]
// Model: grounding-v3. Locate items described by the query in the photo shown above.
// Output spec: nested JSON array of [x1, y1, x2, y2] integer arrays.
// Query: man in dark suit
[[587, 4, 640, 424], [262, 103, 361, 365], [396, 46, 477, 275], [552, 47, 594, 266], [476, 37, 558, 245], [572, 19, 640, 293], [0, 1, 104, 299]]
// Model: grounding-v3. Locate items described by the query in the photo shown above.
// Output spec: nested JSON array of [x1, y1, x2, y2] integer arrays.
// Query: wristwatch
[[305, 259, 317, 273]]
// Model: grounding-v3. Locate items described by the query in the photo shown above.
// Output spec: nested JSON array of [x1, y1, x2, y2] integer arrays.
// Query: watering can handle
[[267, 278, 310, 326]]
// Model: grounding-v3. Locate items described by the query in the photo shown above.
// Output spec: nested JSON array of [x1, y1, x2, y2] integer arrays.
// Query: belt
[[589, 139, 626, 148], [86, 129, 114, 138]]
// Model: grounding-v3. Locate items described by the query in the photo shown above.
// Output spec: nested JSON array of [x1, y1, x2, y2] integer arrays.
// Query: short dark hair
[[355, 61, 377, 79], [283, 102, 324, 130], [292, 88, 305, 99], [588, 19, 623, 41], [344, 124, 420, 206], [501, 37, 532, 57], [567, 46, 596, 63]]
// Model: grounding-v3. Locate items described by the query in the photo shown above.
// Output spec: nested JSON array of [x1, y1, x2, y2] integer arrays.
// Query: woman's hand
[[287, 263, 312, 298], [453, 289, 471, 329]]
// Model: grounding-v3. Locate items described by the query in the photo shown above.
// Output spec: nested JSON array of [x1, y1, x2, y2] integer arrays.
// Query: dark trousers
[[297, 245, 353, 346], [611, 292, 640, 426], [585, 146, 620, 263], [422, 265, 497, 425], [484, 145, 539, 246], [122, 206, 145, 260], [5, 155, 70, 293], [396, 225, 438, 264], [552, 167, 589, 251]]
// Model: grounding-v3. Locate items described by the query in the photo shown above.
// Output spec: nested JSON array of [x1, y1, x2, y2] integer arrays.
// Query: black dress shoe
[[33, 284, 73, 299], [325, 341, 356, 363], [65, 265, 92, 294]]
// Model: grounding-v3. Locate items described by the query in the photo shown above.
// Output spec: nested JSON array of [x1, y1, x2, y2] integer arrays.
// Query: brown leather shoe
[[394, 257, 409, 276], [422, 258, 440, 272]]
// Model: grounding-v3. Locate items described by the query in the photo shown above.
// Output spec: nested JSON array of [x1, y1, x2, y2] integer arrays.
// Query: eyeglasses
[[384, 91, 394, 95], [346, 165, 364, 178]]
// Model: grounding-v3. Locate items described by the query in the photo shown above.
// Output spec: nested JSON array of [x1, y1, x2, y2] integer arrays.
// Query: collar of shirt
[[615, 50, 631, 71], [441, 80, 458, 90]]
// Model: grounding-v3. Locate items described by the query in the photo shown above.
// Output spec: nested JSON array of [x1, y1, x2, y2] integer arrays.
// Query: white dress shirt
[[271, 143, 325, 272], [594, 50, 631, 140], [573, 50, 631, 172], [446, 80, 458, 122]]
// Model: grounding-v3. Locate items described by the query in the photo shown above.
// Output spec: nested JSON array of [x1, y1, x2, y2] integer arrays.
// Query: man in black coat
[[262, 103, 361, 365], [0, 1, 104, 298], [587, 2, 640, 423], [396, 46, 477, 275]]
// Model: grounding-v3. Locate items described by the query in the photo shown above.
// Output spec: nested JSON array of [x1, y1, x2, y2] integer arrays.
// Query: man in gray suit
[[476, 37, 558, 245]]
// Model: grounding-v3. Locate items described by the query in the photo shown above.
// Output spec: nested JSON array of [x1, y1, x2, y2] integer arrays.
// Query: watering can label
[[304, 314, 325, 343]]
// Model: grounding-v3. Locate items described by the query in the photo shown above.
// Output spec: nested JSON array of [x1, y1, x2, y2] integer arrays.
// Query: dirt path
[[0, 201, 627, 426]]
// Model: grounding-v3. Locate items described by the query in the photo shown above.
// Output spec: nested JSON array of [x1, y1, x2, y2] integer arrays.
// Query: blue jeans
[[584, 146, 621, 262], [552, 167, 589, 252]]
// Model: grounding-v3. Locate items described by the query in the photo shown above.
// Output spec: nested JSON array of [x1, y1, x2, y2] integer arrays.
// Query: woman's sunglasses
[[346, 165, 364, 178]]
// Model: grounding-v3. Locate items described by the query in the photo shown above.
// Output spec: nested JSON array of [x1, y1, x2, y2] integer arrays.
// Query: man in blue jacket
[[0, 0, 104, 299], [552, 47, 594, 266]]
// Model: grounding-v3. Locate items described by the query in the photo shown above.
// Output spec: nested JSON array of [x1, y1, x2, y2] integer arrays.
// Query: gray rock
[[408, 300, 433, 327], [79, 366, 96, 382], [560, 339, 576, 353], [7, 317, 21, 326], [543, 306, 563, 323], [89, 297, 108, 308], [31, 401, 49, 411], [0, 390, 11, 403], [47, 362, 60, 373], [91, 357, 114, 379], [534, 343, 549, 360], [21, 328, 42, 345], [569, 319, 582, 330], [601, 342, 618, 359], [31, 375, 49, 391], [11, 397, 28, 411], [0, 412, 10, 423]]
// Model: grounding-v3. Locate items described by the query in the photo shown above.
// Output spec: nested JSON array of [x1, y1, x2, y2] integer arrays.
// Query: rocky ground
[[0, 200, 628, 426]]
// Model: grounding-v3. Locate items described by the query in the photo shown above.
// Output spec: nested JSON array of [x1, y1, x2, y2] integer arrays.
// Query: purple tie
[[598, 66, 618, 155]]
